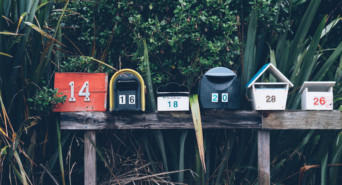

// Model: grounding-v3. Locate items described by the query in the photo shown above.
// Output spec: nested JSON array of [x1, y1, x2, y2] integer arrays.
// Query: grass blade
[[321, 153, 328, 185], [178, 130, 188, 183], [155, 130, 169, 173], [56, 116, 66, 185], [0, 52, 13, 58], [242, 9, 258, 86], [190, 94, 206, 172], [329, 132, 342, 185], [14, 151, 28, 185], [24, 22, 65, 46], [143, 39, 156, 111], [313, 42, 342, 81]]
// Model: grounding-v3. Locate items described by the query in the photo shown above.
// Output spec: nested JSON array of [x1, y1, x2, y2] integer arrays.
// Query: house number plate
[[157, 96, 189, 111]]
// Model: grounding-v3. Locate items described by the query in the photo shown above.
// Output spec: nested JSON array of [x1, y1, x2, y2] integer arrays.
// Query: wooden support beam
[[262, 110, 341, 130], [258, 130, 270, 185], [84, 131, 96, 185], [59, 110, 341, 185], [60, 110, 261, 130], [60, 110, 341, 130]]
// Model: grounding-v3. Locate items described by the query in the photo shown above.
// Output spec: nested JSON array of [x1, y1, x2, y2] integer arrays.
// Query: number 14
[[69, 81, 90, 102]]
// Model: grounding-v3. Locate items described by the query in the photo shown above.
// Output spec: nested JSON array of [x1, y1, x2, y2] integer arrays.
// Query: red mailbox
[[53, 73, 108, 112]]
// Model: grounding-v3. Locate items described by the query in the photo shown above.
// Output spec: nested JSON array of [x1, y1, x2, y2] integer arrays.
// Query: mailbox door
[[253, 88, 288, 110], [304, 92, 333, 110], [199, 74, 240, 109], [115, 90, 140, 111], [157, 95, 189, 111], [113, 75, 141, 111]]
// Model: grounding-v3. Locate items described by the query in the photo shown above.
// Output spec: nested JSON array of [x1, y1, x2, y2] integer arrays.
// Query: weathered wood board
[[60, 110, 262, 130], [84, 131, 96, 185], [60, 110, 341, 130], [262, 110, 342, 129], [258, 130, 270, 185], [54, 73, 108, 112]]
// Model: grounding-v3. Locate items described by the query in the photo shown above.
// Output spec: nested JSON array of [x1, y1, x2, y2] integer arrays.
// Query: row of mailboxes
[[109, 68, 241, 112], [55, 66, 335, 112], [108, 66, 335, 112]]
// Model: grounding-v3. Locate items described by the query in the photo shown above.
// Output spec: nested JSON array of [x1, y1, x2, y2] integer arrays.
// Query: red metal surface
[[53, 73, 108, 112]]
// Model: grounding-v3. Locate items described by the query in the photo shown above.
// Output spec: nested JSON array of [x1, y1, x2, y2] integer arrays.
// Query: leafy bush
[[60, 56, 106, 72], [27, 87, 66, 115], [61, 0, 240, 88]]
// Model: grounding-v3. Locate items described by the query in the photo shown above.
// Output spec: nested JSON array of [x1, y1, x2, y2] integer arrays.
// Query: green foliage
[[61, 0, 240, 88], [60, 56, 106, 72], [27, 87, 66, 115], [249, 0, 291, 34]]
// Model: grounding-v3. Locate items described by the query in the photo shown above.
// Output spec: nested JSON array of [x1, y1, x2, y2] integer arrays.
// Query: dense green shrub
[[61, 0, 241, 88]]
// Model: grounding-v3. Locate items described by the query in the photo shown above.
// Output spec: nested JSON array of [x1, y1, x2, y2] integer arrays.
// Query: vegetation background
[[0, 0, 342, 184]]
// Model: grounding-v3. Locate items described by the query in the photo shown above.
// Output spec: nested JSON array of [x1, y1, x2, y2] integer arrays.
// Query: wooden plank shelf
[[60, 110, 341, 130], [60, 110, 341, 185]]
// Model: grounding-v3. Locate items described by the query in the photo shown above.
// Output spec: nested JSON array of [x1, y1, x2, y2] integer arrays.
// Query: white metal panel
[[301, 91, 333, 110], [252, 86, 289, 110], [299, 81, 335, 93], [157, 96, 189, 111]]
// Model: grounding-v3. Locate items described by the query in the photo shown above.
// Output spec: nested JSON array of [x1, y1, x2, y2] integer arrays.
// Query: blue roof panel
[[246, 63, 270, 87]]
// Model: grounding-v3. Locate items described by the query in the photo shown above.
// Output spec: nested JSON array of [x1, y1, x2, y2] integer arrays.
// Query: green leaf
[[313, 42, 342, 81], [190, 94, 206, 172]]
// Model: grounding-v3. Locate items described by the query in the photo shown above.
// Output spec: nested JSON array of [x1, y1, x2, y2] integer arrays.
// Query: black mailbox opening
[[157, 83, 190, 111], [199, 67, 240, 109], [113, 73, 141, 111]]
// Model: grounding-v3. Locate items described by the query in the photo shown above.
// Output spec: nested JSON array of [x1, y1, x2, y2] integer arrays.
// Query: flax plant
[[241, 0, 342, 184], [0, 0, 71, 184]]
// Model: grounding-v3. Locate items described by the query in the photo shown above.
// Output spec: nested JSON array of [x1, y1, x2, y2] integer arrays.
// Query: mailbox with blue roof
[[246, 63, 293, 110]]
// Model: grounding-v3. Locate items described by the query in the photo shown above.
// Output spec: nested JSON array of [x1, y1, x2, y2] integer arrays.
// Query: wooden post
[[258, 130, 270, 185], [84, 131, 96, 185]]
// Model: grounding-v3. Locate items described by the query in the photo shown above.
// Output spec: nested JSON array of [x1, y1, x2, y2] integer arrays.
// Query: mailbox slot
[[199, 67, 240, 109], [157, 83, 189, 111], [116, 80, 138, 90]]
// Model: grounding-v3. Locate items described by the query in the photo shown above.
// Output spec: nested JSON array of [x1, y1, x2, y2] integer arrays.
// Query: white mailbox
[[157, 83, 189, 111], [246, 63, 293, 110], [299, 81, 335, 110]]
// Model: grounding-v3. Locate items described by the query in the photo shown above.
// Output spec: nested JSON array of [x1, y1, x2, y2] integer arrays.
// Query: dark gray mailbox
[[109, 69, 145, 111], [199, 67, 240, 109]]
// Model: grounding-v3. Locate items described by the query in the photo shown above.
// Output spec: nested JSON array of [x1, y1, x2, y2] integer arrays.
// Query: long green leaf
[[155, 130, 169, 173], [178, 130, 188, 183], [56, 116, 66, 185], [190, 94, 206, 172], [24, 22, 65, 46], [321, 153, 328, 185], [313, 42, 342, 81], [143, 39, 156, 111], [242, 9, 258, 86], [0, 52, 13, 58], [14, 151, 28, 185], [286, 0, 321, 74], [329, 132, 342, 185]]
